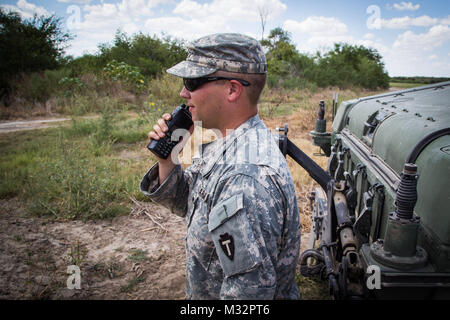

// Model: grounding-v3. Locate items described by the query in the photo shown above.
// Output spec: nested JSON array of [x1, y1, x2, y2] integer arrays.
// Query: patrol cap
[[167, 33, 267, 79]]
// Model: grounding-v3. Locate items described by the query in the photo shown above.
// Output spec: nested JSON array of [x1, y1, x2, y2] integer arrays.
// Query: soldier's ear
[[226, 80, 243, 103]]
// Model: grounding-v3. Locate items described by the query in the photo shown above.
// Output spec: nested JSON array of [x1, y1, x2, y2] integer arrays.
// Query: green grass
[[127, 249, 150, 262], [0, 107, 160, 221], [389, 82, 426, 89]]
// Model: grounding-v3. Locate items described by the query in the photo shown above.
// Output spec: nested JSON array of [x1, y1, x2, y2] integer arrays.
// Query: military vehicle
[[277, 81, 450, 299]]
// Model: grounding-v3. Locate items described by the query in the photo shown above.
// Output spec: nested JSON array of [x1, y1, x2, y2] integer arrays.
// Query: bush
[[147, 73, 184, 108], [98, 31, 187, 78], [59, 77, 87, 97], [103, 60, 146, 94], [0, 8, 72, 101], [262, 28, 389, 90], [10, 68, 71, 103]]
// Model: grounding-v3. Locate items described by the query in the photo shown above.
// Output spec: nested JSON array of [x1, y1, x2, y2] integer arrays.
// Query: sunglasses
[[183, 76, 251, 92]]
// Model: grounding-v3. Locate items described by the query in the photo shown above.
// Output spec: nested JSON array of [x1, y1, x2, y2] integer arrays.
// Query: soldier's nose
[[180, 86, 191, 99]]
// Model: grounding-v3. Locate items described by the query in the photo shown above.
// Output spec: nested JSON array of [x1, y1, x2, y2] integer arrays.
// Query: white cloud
[[281, 14, 450, 77], [0, 0, 51, 19], [283, 16, 351, 52], [65, 0, 174, 56], [386, 25, 450, 76], [377, 15, 443, 29], [393, 25, 450, 50], [173, 0, 286, 22], [142, 0, 286, 43], [393, 2, 420, 11], [284, 16, 347, 37], [144, 16, 229, 40], [441, 15, 450, 25], [117, 0, 172, 17]]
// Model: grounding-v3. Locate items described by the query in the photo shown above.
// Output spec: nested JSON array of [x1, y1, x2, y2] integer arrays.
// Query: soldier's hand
[[148, 113, 172, 141], [148, 113, 194, 163]]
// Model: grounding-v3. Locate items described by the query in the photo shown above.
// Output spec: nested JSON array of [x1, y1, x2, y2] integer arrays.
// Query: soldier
[[140, 33, 301, 299]]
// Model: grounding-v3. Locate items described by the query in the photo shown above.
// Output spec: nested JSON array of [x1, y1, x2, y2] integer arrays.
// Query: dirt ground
[[0, 196, 312, 300], [0, 197, 187, 299]]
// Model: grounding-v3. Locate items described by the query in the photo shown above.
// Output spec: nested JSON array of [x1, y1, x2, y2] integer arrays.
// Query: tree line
[[390, 76, 450, 84], [0, 9, 408, 105]]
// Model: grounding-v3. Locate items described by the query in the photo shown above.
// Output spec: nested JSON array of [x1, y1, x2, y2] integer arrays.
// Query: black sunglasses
[[183, 76, 251, 92]]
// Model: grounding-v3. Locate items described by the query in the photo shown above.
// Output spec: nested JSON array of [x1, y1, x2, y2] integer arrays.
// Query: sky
[[1, 0, 449, 77]]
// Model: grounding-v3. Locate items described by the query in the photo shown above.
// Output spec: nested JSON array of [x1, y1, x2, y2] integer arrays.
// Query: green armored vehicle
[[278, 81, 450, 299]]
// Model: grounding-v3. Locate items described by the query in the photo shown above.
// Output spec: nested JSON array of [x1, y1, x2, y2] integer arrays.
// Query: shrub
[[103, 60, 146, 94], [25, 133, 130, 221]]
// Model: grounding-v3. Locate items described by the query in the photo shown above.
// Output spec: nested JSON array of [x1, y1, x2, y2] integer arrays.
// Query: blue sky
[[1, 0, 449, 77]]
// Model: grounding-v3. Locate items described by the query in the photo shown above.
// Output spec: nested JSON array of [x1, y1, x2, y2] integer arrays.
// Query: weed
[[127, 249, 150, 262], [65, 240, 87, 266], [25, 133, 129, 220], [120, 273, 147, 293], [91, 258, 123, 279]]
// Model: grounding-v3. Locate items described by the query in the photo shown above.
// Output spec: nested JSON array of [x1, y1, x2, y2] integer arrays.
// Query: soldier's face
[[180, 81, 226, 129]]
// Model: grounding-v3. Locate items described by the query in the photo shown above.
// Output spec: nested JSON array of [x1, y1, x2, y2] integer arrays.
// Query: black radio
[[147, 104, 193, 159]]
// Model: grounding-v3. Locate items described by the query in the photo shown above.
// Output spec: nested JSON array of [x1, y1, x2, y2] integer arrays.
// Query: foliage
[[27, 142, 129, 221], [58, 77, 87, 97], [390, 76, 450, 84], [314, 43, 389, 89], [0, 116, 142, 220], [97, 31, 187, 78], [0, 8, 72, 100], [262, 28, 389, 90], [103, 60, 146, 93]]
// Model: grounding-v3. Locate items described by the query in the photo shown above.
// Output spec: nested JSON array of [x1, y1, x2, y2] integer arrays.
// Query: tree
[[261, 28, 315, 87], [315, 43, 389, 89], [261, 27, 389, 89], [97, 31, 187, 78], [257, 6, 269, 41], [0, 8, 72, 102]]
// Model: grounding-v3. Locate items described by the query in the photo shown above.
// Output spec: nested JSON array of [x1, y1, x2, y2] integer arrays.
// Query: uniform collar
[[193, 114, 262, 177]]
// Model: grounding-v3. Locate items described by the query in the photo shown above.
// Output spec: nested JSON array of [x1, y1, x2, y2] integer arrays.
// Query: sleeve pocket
[[208, 193, 262, 277]]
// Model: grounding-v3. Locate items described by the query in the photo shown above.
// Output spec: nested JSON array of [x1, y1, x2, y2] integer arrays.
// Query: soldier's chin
[[190, 109, 198, 121]]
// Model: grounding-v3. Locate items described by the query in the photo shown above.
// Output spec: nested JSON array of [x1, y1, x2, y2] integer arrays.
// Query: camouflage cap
[[167, 33, 267, 79]]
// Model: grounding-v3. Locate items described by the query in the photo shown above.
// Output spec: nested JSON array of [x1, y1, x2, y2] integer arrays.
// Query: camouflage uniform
[[140, 33, 301, 300]]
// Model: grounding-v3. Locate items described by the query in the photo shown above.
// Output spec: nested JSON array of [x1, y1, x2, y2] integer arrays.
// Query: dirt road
[[0, 118, 73, 134]]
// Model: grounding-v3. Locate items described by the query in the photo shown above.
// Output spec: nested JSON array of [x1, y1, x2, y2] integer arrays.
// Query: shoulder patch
[[208, 193, 243, 232], [208, 193, 262, 277]]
